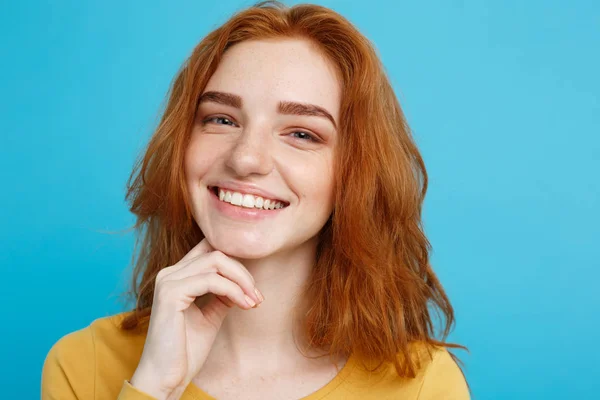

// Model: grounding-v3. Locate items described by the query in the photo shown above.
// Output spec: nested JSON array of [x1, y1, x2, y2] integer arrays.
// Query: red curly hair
[[118, 0, 467, 379]]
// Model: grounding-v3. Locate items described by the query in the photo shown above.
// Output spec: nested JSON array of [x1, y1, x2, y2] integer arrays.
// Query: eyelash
[[202, 116, 320, 143]]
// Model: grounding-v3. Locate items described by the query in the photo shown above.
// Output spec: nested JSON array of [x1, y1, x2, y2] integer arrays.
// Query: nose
[[225, 125, 274, 177]]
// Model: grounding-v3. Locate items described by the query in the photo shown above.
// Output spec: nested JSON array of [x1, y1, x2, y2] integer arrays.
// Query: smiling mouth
[[209, 186, 289, 210]]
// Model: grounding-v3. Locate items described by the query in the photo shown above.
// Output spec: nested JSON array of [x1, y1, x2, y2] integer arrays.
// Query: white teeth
[[242, 194, 254, 208], [230, 192, 243, 206], [216, 188, 285, 210]]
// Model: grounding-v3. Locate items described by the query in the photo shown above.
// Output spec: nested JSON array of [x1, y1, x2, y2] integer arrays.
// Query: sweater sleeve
[[417, 348, 470, 400], [42, 327, 95, 399], [118, 380, 159, 399], [41, 326, 157, 400]]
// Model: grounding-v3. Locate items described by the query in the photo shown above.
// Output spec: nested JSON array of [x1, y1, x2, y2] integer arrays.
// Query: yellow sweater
[[42, 311, 470, 399]]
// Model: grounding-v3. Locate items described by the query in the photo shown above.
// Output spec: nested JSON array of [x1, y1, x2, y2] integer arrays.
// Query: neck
[[204, 236, 324, 376]]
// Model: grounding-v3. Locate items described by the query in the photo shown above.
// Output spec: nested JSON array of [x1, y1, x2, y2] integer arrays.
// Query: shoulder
[[42, 311, 145, 398], [416, 346, 470, 400], [44, 311, 142, 359], [339, 344, 469, 399]]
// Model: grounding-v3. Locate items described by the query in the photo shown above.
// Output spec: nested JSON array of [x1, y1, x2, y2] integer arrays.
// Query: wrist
[[129, 370, 174, 400]]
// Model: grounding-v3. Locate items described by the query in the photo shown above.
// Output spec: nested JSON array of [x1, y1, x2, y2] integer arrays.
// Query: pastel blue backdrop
[[1, 0, 598, 398]]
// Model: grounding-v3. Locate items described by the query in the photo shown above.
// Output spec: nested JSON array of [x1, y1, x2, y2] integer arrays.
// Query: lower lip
[[208, 187, 286, 221]]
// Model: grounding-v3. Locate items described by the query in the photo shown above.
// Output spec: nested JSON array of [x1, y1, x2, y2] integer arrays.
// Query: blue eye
[[205, 116, 235, 126], [291, 131, 318, 142]]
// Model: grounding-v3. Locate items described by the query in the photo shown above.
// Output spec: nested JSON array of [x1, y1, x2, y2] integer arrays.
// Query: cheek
[[316, 170, 336, 210], [184, 135, 219, 181], [294, 156, 335, 210]]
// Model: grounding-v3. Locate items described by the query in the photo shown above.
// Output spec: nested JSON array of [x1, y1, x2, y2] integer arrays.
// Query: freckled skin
[[184, 38, 341, 259], [184, 40, 345, 390]]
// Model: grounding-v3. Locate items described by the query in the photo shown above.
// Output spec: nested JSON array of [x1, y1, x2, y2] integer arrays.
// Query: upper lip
[[209, 181, 288, 204]]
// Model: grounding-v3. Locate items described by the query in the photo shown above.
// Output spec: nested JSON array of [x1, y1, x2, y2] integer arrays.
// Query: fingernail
[[254, 288, 264, 303], [244, 295, 256, 307]]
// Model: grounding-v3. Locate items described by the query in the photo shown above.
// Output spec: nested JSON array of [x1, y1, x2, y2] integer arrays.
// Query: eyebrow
[[198, 90, 337, 129]]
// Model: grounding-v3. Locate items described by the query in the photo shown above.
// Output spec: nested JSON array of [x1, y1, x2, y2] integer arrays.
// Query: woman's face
[[184, 38, 341, 259]]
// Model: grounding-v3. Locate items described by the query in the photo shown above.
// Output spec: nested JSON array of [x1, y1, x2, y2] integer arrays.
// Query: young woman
[[42, 1, 469, 399]]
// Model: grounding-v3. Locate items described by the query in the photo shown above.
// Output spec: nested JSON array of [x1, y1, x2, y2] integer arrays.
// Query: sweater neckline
[[184, 353, 356, 400]]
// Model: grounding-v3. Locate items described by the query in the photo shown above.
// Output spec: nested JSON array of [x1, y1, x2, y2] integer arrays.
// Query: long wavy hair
[[118, 0, 467, 379]]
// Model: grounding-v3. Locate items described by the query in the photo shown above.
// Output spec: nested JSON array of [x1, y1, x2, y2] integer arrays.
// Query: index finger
[[179, 237, 214, 264], [155, 237, 214, 281]]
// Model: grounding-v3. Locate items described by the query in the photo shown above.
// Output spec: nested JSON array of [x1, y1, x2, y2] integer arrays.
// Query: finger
[[158, 273, 256, 310], [216, 294, 235, 308], [165, 251, 261, 304], [193, 293, 234, 309], [157, 238, 215, 280], [179, 237, 214, 263]]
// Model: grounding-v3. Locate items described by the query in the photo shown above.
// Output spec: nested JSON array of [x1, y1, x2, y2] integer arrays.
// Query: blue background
[[1, 0, 598, 398]]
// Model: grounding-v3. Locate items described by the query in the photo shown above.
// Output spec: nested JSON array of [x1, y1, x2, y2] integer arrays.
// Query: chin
[[206, 231, 279, 260]]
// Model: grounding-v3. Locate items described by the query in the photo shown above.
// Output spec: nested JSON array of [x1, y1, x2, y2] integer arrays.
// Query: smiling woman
[[187, 38, 339, 260], [42, 1, 469, 399]]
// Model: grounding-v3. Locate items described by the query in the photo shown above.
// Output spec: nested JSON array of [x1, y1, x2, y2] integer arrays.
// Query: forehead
[[203, 38, 341, 120]]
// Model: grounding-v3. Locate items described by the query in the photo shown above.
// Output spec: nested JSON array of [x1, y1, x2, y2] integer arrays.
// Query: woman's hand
[[129, 238, 264, 400]]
